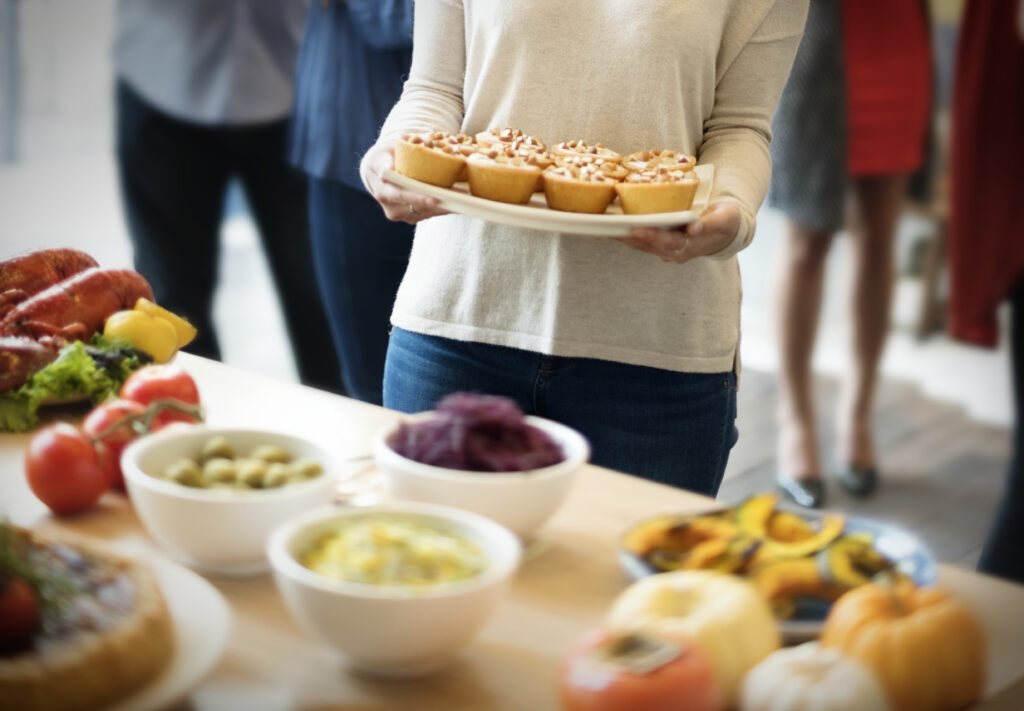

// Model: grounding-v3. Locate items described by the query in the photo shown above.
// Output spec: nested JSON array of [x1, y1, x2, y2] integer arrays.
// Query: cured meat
[[0, 336, 61, 392], [0, 268, 154, 342], [0, 249, 99, 319]]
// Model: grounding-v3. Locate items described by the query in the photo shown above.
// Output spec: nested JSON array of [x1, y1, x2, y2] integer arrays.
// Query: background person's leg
[[978, 280, 1024, 583], [231, 119, 344, 394], [308, 178, 413, 404], [836, 173, 909, 491], [115, 80, 229, 359], [773, 220, 834, 504]]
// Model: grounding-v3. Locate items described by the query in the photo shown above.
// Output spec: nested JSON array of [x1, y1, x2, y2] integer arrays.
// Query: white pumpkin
[[607, 570, 780, 708], [739, 642, 892, 711]]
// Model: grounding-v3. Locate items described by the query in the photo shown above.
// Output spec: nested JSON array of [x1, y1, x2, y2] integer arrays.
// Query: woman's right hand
[[360, 143, 448, 224]]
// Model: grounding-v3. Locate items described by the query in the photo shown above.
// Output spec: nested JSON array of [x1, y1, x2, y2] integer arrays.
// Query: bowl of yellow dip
[[267, 502, 521, 678]]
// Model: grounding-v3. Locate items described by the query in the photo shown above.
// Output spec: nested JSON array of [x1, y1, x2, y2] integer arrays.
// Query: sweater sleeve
[[377, 0, 466, 145], [700, 0, 809, 261]]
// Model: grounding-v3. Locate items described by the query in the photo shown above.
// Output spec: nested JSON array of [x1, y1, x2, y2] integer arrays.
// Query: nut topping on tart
[[550, 140, 622, 163], [553, 154, 628, 181], [0, 525, 174, 711], [475, 127, 547, 153], [622, 149, 697, 173]]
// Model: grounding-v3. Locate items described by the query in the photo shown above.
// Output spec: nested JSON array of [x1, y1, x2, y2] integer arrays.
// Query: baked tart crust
[[0, 528, 174, 711]]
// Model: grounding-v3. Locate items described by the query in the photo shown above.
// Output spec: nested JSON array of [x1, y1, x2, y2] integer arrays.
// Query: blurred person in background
[[768, 0, 933, 508], [289, 0, 414, 405], [114, 0, 345, 394], [948, 0, 1024, 583]]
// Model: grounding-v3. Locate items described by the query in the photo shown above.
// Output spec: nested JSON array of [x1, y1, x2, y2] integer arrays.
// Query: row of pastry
[[393, 127, 701, 215]]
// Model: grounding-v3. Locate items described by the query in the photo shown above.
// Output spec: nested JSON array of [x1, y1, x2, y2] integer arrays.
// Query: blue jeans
[[308, 177, 413, 404], [384, 328, 739, 496]]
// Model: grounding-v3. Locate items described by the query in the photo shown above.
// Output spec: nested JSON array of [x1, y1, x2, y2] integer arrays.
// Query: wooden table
[[2, 353, 1023, 710]]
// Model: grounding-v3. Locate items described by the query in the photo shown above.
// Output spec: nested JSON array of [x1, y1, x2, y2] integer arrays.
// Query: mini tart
[[622, 149, 697, 174], [466, 148, 545, 204], [474, 127, 547, 153], [615, 166, 701, 214], [0, 528, 175, 711], [542, 162, 622, 214], [550, 140, 622, 164], [394, 130, 470, 188]]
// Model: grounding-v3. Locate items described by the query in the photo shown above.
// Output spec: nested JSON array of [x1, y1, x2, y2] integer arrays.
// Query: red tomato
[[25, 423, 109, 515], [83, 398, 147, 490], [559, 628, 721, 711], [0, 576, 40, 653], [119, 364, 201, 428]]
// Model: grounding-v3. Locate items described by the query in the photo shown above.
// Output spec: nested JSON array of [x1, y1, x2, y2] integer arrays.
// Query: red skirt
[[842, 0, 932, 176]]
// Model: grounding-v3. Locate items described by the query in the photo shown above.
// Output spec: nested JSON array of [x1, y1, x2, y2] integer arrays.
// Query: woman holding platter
[[360, 0, 810, 495]]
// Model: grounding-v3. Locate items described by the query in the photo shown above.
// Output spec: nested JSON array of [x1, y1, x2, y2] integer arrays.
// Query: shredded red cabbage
[[387, 393, 565, 472]]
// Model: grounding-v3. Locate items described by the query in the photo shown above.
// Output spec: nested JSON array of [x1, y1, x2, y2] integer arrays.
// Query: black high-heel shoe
[[777, 476, 826, 509], [835, 463, 879, 497]]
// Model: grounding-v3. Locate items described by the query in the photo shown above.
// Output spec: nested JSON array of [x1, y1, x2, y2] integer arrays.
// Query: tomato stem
[[88, 399, 204, 445]]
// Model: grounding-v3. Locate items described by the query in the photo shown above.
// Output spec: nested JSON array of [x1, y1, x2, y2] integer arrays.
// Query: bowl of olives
[[121, 425, 340, 576]]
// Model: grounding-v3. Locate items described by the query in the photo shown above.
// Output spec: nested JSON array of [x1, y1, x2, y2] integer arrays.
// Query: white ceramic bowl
[[372, 413, 589, 538], [122, 426, 341, 576], [267, 501, 521, 678]]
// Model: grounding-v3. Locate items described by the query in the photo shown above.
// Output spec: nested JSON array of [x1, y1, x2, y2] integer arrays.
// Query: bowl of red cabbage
[[373, 393, 590, 537]]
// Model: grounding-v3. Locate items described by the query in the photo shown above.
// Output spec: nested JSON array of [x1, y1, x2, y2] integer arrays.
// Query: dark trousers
[[308, 177, 413, 405], [115, 81, 344, 394], [978, 280, 1024, 583]]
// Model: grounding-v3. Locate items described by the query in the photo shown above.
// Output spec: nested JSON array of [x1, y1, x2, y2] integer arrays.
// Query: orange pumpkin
[[820, 581, 985, 711]]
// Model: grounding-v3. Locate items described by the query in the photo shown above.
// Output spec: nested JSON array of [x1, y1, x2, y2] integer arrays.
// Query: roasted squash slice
[[751, 557, 848, 617], [766, 511, 816, 542], [819, 533, 896, 588], [735, 492, 779, 538], [750, 514, 845, 568]]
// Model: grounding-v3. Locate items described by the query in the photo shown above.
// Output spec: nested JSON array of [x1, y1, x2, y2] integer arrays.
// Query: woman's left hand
[[618, 201, 741, 264]]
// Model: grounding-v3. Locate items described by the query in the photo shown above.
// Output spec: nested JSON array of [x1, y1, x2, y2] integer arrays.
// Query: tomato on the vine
[[119, 364, 201, 428], [559, 628, 721, 711], [83, 398, 147, 490], [0, 576, 40, 653], [24, 423, 109, 515]]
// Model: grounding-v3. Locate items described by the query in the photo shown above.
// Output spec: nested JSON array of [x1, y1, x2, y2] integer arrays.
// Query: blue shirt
[[289, 0, 414, 189]]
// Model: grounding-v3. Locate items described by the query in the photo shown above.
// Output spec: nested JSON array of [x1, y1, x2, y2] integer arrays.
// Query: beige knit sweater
[[375, 0, 809, 374]]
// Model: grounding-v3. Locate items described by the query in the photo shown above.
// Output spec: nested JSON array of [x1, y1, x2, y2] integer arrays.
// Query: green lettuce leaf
[[0, 336, 145, 433]]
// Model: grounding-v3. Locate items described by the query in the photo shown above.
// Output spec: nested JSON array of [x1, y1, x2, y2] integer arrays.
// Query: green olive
[[201, 435, 236, 462], [263, 462, 292, 488], [163, 458, 202, 487], [290, 458, 324, 481], [251, 444, 292, 464], [236, 458, 268, 488], [202, 457, 237, 485]]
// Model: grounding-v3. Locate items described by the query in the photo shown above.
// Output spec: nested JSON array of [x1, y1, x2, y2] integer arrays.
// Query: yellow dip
[[300, 517, 487, 587]]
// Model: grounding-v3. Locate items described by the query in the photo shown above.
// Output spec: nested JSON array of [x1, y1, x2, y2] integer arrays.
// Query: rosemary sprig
[[0, 522, 76, 614]]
